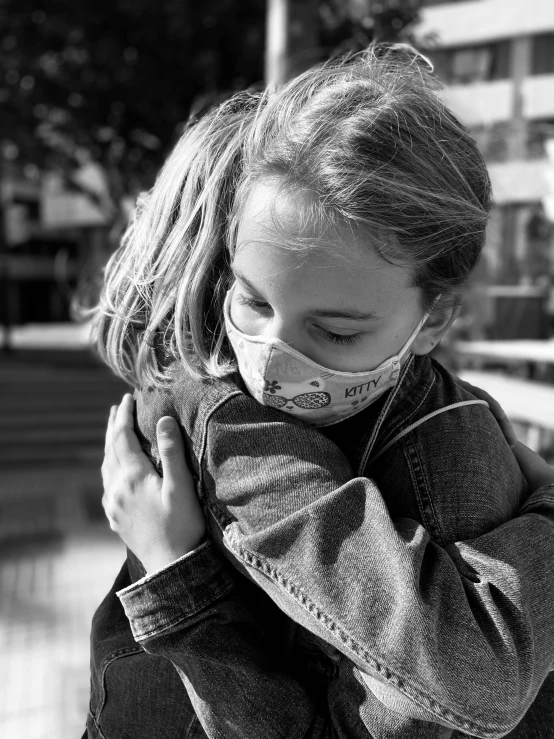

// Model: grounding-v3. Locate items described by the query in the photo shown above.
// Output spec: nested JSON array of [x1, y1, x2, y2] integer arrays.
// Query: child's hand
[[101, 394, 206, 573]]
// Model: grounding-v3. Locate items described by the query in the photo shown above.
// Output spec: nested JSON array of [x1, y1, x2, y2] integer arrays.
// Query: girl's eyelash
[[236, 294, 270, 310], [237, 293, 361, 346], [318, 329, 361, 346]]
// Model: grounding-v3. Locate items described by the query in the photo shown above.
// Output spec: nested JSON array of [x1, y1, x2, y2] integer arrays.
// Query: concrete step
[[1, 464, 102, 497], [0, 411, 109, 429], [0, 347, 109, 368], [0, 393, 123, 416], [0, 463, 105, 541], [0, 380, 126, 393], [0, 446, 103, 466], [0, 426, 105, 445], [1, 379, 127, 397], [0, 351, 128, 500]]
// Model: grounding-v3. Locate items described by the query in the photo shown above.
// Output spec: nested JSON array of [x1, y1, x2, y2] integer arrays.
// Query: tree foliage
[[321, 0, 421, 54], [0, 0, 420, 213], [0, 0, 266, 209]]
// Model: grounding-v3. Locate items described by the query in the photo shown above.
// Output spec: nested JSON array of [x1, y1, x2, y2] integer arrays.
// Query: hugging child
[[88, 45, 554, 739]]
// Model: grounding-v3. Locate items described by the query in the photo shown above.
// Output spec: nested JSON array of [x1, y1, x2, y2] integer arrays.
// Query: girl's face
[[230, 180, 425, 373]]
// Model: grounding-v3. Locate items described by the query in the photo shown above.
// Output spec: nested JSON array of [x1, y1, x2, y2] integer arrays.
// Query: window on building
[[451, 41, 511, 83], [532, 33, 554, 76], [429, 41, 511, 84], [496, 204, 532, 285], [527, 119, 554, 159]]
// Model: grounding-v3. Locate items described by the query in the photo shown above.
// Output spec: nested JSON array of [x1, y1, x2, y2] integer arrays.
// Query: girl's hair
[[91, 43, 491, 388]]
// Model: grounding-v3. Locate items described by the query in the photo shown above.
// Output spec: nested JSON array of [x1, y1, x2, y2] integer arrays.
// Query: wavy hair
[[90, 44, 491, 388]]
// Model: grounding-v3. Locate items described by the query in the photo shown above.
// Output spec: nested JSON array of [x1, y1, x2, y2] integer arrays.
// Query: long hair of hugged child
[[90, 44, 492, 389]]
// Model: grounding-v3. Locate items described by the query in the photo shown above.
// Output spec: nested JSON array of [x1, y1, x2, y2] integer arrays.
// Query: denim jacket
[[87, 355, 554, 739]]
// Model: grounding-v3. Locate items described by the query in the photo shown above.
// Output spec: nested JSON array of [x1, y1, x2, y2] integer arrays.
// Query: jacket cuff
[[117, 540, 235, 642]]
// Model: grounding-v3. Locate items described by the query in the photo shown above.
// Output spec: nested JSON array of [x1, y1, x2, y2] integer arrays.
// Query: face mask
[[224, 288, 433, 427]]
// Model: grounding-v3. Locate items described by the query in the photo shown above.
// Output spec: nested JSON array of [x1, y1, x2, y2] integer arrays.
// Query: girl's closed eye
[[314, 328, 361, 346], [236, 294, 271, 311], [237, 293, 362, 346]]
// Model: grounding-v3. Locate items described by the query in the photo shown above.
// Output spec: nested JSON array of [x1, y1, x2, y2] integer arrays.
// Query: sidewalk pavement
[[0, 337, 128, 738], [0, 524, 126, 739]]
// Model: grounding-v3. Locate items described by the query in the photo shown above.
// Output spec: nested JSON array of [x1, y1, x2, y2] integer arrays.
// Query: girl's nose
[[264, 316, 306, 354]]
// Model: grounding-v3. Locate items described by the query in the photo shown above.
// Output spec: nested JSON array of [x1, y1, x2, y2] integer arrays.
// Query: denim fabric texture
[[86, 355, 554, 738], [86, 558, 207, 739]]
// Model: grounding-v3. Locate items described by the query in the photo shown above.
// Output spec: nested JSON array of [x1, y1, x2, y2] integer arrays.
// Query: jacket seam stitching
[[370, 400, 489, 464], [184, 713, 202, 739], [358, 363, 436, 476], [376, 369, 436, 453], [520, 495, 554, 512], [228, 539, 508, 738], [130, 580, 235, 641], [196, 389, 244, 498], [89, 713, 108, 739], [402, 434, 446, 547], [97, 646, 144, 724], [117, 542, 212, 595]]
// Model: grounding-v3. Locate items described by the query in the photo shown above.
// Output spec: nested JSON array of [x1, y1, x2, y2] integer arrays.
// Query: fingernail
[[159, 418, 175, 435]]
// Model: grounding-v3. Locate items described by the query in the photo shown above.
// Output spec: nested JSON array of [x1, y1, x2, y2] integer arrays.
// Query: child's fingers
[[113, 394, 147, 459], [157, 417, 194, 493], [104, 405, 118, 455]]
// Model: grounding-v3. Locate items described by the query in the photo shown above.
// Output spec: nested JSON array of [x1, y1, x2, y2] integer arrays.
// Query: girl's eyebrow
[[231, 266, 380, 322]]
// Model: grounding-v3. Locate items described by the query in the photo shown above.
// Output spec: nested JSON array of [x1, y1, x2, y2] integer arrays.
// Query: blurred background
[[1, 1, 553, 737]]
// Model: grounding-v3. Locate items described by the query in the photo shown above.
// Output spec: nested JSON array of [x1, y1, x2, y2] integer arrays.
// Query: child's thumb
[[156, 417, 191, 489]]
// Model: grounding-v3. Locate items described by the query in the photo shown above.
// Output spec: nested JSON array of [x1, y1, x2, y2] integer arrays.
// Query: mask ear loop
[[397, 294, 442, 361], [358, 294, 442, 471], [357, 354, 414, 473]]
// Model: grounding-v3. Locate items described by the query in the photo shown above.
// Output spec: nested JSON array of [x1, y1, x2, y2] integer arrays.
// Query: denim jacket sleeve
[[116, 540, 328, 739], [133, 372, 554, 739]]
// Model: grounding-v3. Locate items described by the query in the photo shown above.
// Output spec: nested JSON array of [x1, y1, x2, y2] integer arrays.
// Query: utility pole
[[265, 0, 320, 87]]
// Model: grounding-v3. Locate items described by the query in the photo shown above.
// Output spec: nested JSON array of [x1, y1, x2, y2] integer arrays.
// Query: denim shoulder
[[369, 360, 528, 547], [134, 363, 242, 476]]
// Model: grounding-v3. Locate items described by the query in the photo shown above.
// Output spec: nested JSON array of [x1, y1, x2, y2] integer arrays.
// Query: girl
[[89, 46, 554, 739]]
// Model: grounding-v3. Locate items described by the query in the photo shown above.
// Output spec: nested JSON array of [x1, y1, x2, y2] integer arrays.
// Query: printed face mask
[[224, 289, 432, 427]]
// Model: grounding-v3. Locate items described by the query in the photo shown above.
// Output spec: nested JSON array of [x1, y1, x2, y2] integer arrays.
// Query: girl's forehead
[[237, 179, 323, 243], [234, 183, 418, 314], [239, 180, 357, 259], [236, 179, 410, 277]]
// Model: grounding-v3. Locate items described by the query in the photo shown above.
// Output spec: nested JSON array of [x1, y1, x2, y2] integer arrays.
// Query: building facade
[[0, 165, 111, 329], [420, 0, 554, 287]]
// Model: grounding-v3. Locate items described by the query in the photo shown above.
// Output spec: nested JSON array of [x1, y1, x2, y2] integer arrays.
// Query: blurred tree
[[267, 0, 422, 85], [321, 0, 421, 53], [0, 0, 420, 221], [0, 0, 266, 224]]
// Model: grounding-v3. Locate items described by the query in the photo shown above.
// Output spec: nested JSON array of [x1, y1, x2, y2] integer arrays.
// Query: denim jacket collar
[[322, 354, 436, 476]]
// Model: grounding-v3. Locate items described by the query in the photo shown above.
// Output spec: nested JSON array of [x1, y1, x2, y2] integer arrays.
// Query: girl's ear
[[410, 302, 461, 356]]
